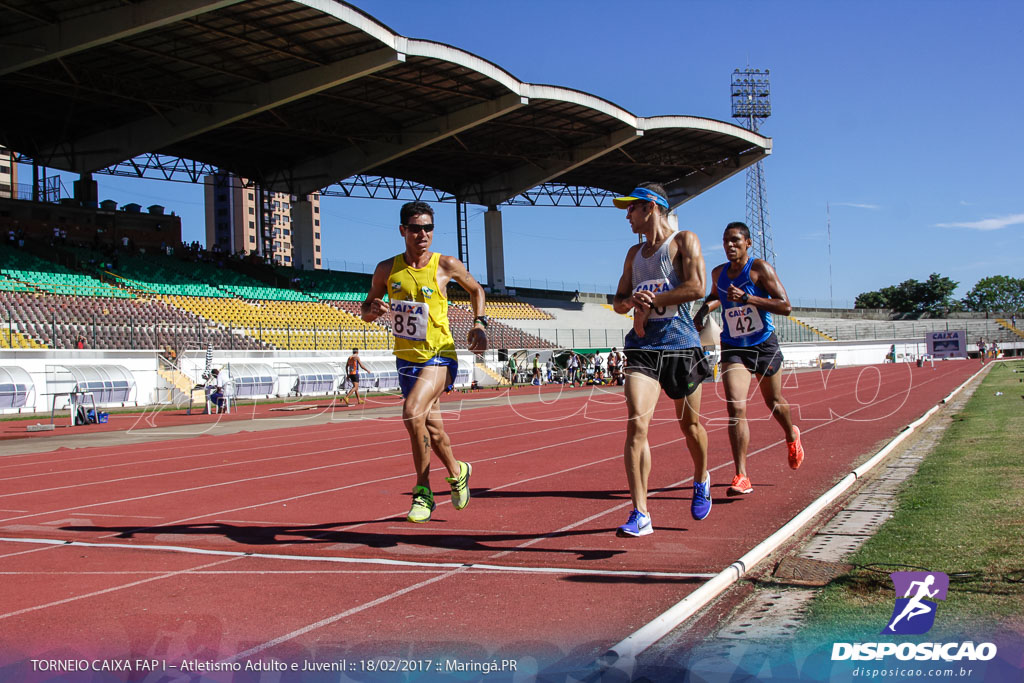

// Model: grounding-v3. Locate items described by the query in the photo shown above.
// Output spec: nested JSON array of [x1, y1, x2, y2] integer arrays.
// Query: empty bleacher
[[0, 291, 268, 351], [0, 244, 129, 297], [279, 267, 372, 302], [160, 295, 389, 351], [794, 315, 1019, 345], [448, 291, 553, 321]]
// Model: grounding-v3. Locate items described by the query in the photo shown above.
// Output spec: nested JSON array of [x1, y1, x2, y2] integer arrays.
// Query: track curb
[[597, 361, 991, 676]]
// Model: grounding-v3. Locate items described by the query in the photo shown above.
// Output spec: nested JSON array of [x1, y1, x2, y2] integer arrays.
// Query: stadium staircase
[[996, 318, 1024, 339], [157, 361, 199, 407], [787, 316, 835, 341], [474, 361, 510, 386], [601, 303, 631, 318]]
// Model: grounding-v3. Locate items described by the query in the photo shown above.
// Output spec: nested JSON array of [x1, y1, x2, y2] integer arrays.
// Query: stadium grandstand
[[0, 0, 1019, 416], [3, 234, 1018, 358], [0, 238, 561, 353]]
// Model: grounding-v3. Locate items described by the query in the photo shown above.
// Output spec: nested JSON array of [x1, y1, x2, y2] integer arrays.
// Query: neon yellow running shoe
[[407, 486, 435, 523], [446, 460, 472, 510]]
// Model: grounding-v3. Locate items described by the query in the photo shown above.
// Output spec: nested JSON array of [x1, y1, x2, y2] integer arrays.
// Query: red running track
[[0, 360, 979, 678]]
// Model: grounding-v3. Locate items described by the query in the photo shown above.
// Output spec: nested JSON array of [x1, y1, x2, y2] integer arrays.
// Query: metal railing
[[3, 309, 1020, 354]]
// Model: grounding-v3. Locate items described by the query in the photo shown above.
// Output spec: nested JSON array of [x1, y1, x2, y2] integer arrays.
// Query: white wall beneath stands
[[175, 349, 481, 396], [781, 338, 1020, 367], [0, 349, 161, 414], [5, 338, 1011, 415], [0, 348, 486, 415], [780, 340, 925, 367]]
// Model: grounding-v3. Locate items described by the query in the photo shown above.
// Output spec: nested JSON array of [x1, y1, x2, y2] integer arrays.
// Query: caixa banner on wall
[[926, 330, 967, 359]]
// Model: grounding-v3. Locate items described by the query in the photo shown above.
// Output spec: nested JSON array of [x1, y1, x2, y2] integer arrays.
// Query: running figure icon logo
[[883, 571, 949, 635]]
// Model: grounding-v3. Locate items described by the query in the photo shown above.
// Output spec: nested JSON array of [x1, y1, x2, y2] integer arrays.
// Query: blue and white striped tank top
[[624, 231, 701, 350]]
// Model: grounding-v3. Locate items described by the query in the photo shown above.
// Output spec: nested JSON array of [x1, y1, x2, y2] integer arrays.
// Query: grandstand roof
[[0, 0, 772, 208]]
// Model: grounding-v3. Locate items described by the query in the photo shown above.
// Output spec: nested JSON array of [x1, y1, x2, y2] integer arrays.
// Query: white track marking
[[0, 555, 240, 622], [0, 537, 714, 579], [221, 569, 465, 663]]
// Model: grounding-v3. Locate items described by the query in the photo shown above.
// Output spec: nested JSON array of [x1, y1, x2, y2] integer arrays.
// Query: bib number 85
[[392, 301, 428, 341]]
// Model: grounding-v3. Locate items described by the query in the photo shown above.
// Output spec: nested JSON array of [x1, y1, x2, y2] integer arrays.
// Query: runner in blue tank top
[[611, 182, 713, 537], [694, 222, 806, 497]]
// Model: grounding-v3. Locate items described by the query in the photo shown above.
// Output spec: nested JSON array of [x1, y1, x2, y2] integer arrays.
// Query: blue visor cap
[[612, 187, 670, 210]]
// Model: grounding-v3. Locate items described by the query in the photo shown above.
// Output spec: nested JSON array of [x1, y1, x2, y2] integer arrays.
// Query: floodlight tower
[[731, 68, 775, 266]]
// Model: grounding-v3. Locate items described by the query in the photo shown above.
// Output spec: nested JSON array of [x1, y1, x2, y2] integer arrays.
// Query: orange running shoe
[[727, 473, 753, 496], [788, 426, 805, 469]]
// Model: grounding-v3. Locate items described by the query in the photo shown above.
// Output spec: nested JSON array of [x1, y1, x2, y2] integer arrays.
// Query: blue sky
[[30, 0, 1024, 306]]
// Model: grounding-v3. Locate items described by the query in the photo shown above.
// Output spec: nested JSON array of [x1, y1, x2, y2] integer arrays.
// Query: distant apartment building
[[0, 146, 17, 200], [203, 173, 322, 269]]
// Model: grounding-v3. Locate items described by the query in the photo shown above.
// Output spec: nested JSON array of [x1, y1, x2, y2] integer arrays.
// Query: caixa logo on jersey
[[831, 571, 998, 662]]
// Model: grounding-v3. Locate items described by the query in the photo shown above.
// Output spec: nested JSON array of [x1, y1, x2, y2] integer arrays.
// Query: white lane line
[[0, 544, 60, 560], [598, 363, 987, 674], [0, 537, 713, 580], [221, 569, 465, 664], [2, 368, 941, 659], [27, 371, 879, 546], [0, 391, 595, 473], [0, 414, 568, 499], [0, 570, 446, 576], [58, 512, 164, 519], [0, 409, 544, 482], [0, 421, 593, 526], [0, 366, 850, 481], [486, 364, 957, 560], [0, 555, 240, 622]]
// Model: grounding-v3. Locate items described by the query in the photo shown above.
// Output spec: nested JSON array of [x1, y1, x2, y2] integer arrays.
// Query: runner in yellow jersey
[[362, 201, 488, 523]]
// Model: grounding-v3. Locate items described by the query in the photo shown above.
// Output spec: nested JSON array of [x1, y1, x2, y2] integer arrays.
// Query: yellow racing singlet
[[387, 253, 457, 363]]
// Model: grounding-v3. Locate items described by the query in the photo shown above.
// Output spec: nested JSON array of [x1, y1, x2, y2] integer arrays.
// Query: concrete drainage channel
[[630, 370, 985, 676]]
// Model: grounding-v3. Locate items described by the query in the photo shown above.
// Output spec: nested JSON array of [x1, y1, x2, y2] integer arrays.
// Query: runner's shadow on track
[[561, 575, 707, 585], [60, 521, 626, 561], [474, 488, 630, 501]]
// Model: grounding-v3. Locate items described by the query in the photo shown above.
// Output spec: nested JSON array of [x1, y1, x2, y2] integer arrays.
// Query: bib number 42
[[726, 304, 764, 338]]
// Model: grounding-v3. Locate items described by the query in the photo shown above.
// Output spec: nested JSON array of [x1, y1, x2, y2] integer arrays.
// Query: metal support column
[[456, 200, 469, 269]]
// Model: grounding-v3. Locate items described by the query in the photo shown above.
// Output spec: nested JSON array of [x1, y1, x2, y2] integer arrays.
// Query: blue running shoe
[[617, 508, 653, 537], [691, 475, 712, 521]]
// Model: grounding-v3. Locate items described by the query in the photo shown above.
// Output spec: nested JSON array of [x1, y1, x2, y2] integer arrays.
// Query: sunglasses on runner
[[402, 223, 434, 233]]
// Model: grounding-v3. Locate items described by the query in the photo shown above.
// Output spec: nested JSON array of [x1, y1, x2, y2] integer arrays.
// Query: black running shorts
[[623, 347, 712, 399], [719, 331, 784, 377]]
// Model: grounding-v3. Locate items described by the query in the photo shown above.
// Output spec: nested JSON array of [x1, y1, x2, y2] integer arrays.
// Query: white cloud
[[832, 202, 880, 210], [934, 213, 1024, 231]]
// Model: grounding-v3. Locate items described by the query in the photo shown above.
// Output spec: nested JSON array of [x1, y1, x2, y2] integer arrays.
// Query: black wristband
[[474, 315, 489, 328], [740, 292, 749, 305]]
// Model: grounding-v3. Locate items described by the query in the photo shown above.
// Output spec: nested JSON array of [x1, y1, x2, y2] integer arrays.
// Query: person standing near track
[[694, 221, 805, 497], [361, 201, 488, 523], [342, 348, 370, 406], [611, 182, 714, 537], [607, 347, 622, 385]]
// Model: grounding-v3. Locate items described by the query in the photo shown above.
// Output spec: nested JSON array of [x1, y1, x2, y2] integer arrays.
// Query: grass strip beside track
[[800, 359, 1024, 640]]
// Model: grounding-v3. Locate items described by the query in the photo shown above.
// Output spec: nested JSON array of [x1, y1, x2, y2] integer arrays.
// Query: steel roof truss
[[464, 126, 642, 206], [277, 92, 528, 196], [0, 0, 248, 77], [49, 46, 405, 172], [664, 147, 769, 208]]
